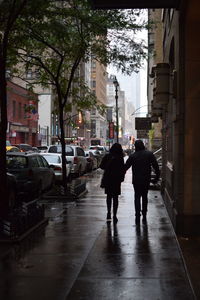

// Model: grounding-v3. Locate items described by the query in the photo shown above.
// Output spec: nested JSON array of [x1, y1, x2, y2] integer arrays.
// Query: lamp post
[[131, 105, 151, 116], [113, 76, 119, 143]]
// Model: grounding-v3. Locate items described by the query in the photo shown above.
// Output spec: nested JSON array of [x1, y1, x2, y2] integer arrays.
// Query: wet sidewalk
[[0, 168, 196, 300]]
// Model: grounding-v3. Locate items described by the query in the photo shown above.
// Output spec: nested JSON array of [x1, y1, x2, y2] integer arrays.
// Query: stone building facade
[[148, 2, 200, 235]]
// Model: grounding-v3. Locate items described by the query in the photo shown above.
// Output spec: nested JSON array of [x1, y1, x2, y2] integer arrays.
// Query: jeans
[[133, 183, 149, 217]]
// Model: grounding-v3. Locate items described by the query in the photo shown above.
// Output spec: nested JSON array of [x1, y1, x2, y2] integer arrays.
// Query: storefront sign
[[135, 117, 152, 130], [10, 124, 29, 132]]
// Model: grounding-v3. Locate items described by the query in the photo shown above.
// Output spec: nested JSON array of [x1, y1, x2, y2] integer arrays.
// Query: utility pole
[[113, 76, 119, 143]]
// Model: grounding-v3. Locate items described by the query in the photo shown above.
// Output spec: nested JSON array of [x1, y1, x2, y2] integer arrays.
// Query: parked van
[[48, 145, 87, 177]]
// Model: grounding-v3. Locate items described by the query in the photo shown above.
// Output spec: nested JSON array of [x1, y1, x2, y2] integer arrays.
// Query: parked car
[[6, 146, 20, 152], [6, 152, 55, 201], [40, 153, 72, 183], [37, 146, 49, 153], [88, 149, 102, 168], [89, 145, 108, 156], [12, 143, 33, 152], [32, 147, 40, 153], [7, 172, 17, 209], [48, 144, 87, 177], [85, 150, 98, 171]]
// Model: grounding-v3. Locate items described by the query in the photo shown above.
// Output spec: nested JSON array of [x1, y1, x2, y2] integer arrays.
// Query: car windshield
[[6, 156, 28, 169], [43, 155, 60, 164], [49, 145, 74, 156]]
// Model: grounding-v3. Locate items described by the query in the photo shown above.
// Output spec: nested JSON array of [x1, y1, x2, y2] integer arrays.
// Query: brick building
[[7, 81, 39, 146]]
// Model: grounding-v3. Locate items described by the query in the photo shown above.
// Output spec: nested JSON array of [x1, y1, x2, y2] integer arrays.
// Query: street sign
[[135, 117, 152, 130]]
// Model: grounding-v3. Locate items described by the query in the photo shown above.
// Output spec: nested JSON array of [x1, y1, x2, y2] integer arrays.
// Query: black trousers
[[106, 194, 118, 216], [133, 182, 149, 217]]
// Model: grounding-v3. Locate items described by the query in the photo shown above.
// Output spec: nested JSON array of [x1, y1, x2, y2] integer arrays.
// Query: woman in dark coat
[[100, 143, 125, 223]]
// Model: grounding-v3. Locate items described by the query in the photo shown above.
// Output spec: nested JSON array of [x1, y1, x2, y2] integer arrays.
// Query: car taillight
[[54, 166, 62, 171], [74, 156, 78, 164]]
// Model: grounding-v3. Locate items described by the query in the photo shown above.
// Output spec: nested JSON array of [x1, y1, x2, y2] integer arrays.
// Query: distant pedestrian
[[100, 143, 125, 223], [124, 140, 160, 225]]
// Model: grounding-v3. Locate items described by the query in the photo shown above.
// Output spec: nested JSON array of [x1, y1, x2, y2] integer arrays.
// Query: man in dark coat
[[125, 140, 160, 225]]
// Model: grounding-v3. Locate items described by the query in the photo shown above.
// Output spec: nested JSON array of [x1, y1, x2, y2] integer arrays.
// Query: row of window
[[12, 101, 27, 119]]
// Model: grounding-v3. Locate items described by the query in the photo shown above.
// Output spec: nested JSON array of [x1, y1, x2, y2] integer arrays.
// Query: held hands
[[151, 178, 159, 185]]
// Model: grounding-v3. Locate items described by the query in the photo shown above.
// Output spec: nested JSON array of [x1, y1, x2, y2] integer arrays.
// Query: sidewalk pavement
[[0, 168, 196, 300], [178, 233, 200, 299]]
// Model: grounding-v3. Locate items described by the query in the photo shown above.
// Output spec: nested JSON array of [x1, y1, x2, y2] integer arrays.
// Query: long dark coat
[[100, 153, 125, 195], [125, 149, 160, 185]]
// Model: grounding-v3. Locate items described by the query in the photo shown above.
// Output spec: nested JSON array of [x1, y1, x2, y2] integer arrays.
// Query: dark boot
[[106, 195, 112, 222], [135, 215, 140, 225], [107, 212, 111, 222], [113, 216, 118, 223], [142, 214, 147, 225], [113, 196, 118, 223]]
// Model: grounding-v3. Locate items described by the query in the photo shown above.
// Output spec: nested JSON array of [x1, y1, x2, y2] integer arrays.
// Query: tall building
[[131, 71, 141, 112], [90, 59, 107, 145], [124, 100, 136, 147]]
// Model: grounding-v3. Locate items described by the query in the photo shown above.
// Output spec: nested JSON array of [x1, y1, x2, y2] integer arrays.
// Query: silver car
[[6, 152, 55, 201], [89, 145, 108, 155], [48, 145, 87, 177], [40, 153, 72, 182]]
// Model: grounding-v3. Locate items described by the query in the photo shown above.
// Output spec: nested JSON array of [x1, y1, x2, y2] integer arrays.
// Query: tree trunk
[[59, 105, 68, 193], [0, 55, 9, 219]]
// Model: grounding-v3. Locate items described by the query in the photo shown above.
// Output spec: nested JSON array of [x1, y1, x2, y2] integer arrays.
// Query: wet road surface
[[0, 168, 195, 299]]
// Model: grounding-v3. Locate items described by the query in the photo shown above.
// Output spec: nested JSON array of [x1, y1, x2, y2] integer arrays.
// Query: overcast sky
[[107, 65, 147, 115], [107, 11, 148, 116]]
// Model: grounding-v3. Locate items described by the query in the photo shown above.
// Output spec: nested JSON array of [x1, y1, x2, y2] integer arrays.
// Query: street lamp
[[131, 105, 151, 116], [113, 76, 119, 143]]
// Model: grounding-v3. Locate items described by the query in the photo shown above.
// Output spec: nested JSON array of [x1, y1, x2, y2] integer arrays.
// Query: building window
[[18, 103, 21, 119], [13, 101, 16, 118], [24, 104, 26, 119], [92, 80, 96, 88]]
